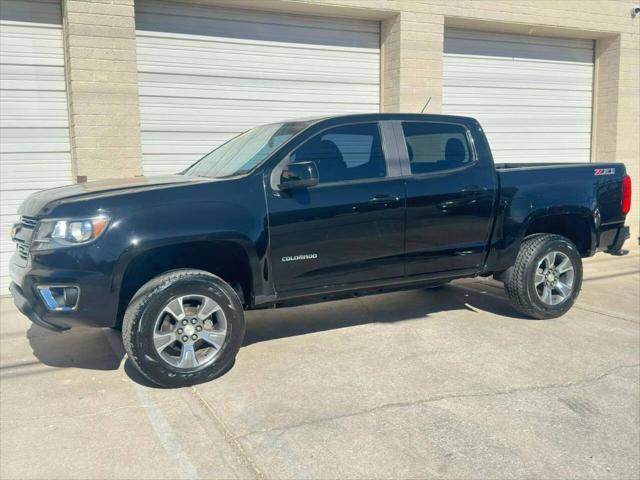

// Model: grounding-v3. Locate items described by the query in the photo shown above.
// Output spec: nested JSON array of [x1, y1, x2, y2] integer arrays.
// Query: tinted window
[[402, 122, 473, 175], [290, 123, 386, 183]]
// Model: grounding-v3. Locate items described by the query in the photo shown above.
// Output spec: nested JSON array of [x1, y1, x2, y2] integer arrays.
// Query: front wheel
[[504, 234, 583, 319], [122, 269, 245, 387]]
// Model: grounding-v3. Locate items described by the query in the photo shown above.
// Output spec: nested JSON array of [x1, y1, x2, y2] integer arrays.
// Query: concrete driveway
[[1, 249, 638, 480]]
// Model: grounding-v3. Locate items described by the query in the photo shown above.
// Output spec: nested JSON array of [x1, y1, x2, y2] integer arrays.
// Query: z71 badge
[[594, 168, 615, 176]]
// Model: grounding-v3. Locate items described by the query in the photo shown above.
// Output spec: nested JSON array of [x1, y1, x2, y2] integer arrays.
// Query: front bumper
[[8, 250, 120, 331], [9, 283, 69, 332]]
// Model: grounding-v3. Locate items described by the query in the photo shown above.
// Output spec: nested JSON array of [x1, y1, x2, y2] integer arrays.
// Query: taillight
[[622, 175, 632, 215]]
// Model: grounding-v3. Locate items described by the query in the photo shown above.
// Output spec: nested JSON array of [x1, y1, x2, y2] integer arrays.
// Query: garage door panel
[[445, 28, 594, 49], [0, 0, 61, 23], [444, 71, 593, 90], [137, 49, 379, 84], [0, 78, 68, 92], [445, 64, 593, 90], [136, 6, 379, 50], [1, 88, 68, 101], [445, 31, 593, 64], [0, 0, 73, 292], [136, 0, 379, 34], [137, 77, 379, 104], [137, 62, 379, 85], [140, 99, 376, 122], [444, 97, 591, 109], [0, 27, 66, 66], [0, 50, 66, 66], [445, 42, 591, 64], [444, 28, 593, 165], [489, 149, 592, 163], [445, 55, 593, 73], [137, 37, 380, 62], [489, 132, 592, 146], [0, 189, 45, 216], [137, 30, 380, 56], [0, 166, 72, 182], [466, 115, 593, 127], [139, 85, 378, 105], [490, 149, 591, 164], [1, 141, 71, 155], [451, 105, 593, 117], [444, 86, 593, 100], [0, 47, 66, 65], [136, 1, 380, 175]]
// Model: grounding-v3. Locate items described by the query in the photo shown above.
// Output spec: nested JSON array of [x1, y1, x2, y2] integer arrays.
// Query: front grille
[[20, 216, 38, 229], [15, 239, 30, 260]]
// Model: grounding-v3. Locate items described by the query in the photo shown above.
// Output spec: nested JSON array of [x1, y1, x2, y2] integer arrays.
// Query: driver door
[[266, 122, 406, 296]]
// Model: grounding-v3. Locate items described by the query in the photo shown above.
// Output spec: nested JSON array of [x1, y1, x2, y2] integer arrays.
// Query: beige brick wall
[[381, 11, 444, 113], [62, 0, 142, 181], [61, 0, 639, 237]]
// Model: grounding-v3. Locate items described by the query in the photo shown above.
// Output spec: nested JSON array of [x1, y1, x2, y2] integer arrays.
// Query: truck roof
[[285, 112, 479, 126]]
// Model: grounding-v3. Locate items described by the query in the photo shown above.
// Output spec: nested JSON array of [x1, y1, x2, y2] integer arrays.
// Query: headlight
[[33, 216, 110, 249]]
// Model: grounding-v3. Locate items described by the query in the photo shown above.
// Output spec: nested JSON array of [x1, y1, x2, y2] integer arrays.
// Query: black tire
[[504, 234, 583, 319], [122, 269, 245, 388]]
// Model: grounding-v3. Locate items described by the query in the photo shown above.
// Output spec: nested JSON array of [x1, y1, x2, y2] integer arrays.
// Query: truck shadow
[[25, 279, 524, 387], [25, 326, 122, 371], [242, 279, 525, 345]]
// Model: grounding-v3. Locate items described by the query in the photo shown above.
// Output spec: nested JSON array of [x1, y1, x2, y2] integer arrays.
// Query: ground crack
[[237, 363, 639, 440], [190, 386, 265, 480]]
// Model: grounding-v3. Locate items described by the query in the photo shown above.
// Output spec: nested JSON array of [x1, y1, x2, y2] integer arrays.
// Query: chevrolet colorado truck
[[9, 114, 632, 387]]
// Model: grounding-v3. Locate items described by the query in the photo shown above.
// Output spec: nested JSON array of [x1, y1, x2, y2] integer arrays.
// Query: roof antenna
[[420, 97, 432, 113]]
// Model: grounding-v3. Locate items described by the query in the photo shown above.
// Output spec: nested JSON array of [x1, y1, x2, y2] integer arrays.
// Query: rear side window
[[290, 123, 386, 183], [402, 122, 473, 175]]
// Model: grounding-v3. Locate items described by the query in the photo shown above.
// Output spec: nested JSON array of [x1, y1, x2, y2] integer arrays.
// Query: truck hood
[[19, 175, 210, 216]]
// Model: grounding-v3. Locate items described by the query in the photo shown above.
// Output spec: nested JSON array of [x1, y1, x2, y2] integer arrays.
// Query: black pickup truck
[[9, 114, 632, 387]]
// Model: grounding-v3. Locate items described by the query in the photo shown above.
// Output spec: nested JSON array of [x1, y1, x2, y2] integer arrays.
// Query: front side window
[[290, 123, 386, 183], [402, 122, 473, 175]]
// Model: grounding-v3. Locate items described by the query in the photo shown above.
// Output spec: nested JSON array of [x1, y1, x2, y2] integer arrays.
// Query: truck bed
[[495, 162, 626, 226]]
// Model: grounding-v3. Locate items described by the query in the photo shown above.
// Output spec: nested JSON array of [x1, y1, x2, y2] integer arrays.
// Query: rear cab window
[[402, 122, 474, 175]]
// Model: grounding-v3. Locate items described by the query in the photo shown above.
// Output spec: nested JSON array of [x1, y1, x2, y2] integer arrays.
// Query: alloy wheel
[[153, 294, 227, 370], [534, 251, 575, 306]]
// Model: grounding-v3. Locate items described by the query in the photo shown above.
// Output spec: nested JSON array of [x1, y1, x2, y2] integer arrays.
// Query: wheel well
[[524, 214, 592, 256], [117, 241, 252, 322]]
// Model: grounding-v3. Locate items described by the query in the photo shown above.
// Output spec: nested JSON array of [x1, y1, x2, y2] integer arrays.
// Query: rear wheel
[[504, 234, 582, 319], [122, 269, 245, 387]]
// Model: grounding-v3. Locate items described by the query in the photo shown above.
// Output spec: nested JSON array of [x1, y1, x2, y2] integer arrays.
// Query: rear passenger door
[[267, 122, 406, 295], [398, 121, 497, 276]]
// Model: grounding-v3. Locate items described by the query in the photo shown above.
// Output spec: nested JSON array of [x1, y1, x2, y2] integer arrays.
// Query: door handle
[[460, 186, 488, 196], [369, 194, 400, 204]]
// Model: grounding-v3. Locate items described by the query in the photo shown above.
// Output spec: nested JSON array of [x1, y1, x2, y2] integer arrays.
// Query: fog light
[[37, 286, 80, 311]]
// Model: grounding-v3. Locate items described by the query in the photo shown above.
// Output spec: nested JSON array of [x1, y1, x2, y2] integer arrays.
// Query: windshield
[[183, 121, 312, 178]]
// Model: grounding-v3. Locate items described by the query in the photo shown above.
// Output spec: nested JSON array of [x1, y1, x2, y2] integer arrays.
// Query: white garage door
[[135, 1, 380, 175], [0, 0, 73, 292], [443, 29, 594, 164]]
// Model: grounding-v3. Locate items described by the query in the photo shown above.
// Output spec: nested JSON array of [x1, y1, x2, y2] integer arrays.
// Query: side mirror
[[279, 161, 319, 190]]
